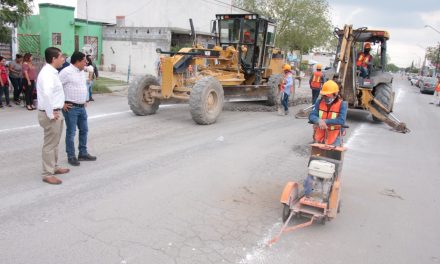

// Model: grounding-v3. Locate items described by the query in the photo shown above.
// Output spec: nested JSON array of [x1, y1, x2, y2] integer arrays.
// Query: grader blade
[[222, 85, 270, 102]]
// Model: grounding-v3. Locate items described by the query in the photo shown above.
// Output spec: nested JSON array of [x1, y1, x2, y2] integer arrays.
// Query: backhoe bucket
[[362, 92, 411, 133]]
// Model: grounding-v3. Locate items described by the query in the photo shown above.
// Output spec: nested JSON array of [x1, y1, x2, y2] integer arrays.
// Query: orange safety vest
[[314, 98, 342, 145], [310, 71, 323, 89], [435, 82, 440, 92], [356, 53, 372, 67]]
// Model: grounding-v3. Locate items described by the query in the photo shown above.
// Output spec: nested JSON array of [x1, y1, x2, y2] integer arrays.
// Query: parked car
[[419, 77, 437, 94], [410, 76, 419, 86]]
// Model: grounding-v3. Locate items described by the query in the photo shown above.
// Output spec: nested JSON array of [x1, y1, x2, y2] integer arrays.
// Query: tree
[[371, 50, 398, 72], [0, 0, 33, 43], [235, 0, 334, 53], [386, 63, 399, 73], [426, 44, 440, 69]]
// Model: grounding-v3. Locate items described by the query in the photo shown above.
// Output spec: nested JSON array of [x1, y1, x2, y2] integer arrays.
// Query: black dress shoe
[[78, 154, 97, 161], [68, 157, 80, 166]]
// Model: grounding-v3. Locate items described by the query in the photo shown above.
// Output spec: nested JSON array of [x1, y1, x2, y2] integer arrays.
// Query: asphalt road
[[0, 75, 439, 264]]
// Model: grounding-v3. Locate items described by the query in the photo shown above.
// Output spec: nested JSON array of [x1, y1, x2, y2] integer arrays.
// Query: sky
[[32, 0, 440, 68], [328, 0, 440, 68]]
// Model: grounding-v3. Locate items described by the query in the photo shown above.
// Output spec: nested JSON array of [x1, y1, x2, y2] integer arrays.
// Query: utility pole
[[436, 42, 440, 76]]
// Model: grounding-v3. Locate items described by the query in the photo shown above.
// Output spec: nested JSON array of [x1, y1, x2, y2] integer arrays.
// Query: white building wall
[[103, 40, 164, 75], [79, 0, 248, 75], [77, 0, 246, 33], [102, 27, 171, 75]]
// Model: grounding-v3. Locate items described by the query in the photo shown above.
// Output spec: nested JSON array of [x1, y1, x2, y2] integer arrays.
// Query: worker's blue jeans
[[281, 92, 289, 111], [63, 106, 89, 158], [88, 80, 94, 100], [311, 88, 321, 105], [359, 67, 368, 78]]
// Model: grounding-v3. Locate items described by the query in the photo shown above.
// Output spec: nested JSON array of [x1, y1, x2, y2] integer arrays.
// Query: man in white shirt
[[37, 47, 69, 185], [59, 51, 97, 166], [84, 64, 94, 101]]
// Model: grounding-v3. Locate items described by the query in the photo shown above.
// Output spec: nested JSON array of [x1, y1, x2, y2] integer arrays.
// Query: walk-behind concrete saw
[[269, 127, 348, 245]]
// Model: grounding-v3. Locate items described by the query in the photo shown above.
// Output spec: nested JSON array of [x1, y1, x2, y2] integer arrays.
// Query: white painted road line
[[0, 110, 131, 134]]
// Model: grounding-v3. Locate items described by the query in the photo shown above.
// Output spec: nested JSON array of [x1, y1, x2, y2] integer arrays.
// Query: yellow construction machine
[[297, 25, 409, 133], [128, 14, 287, 124]]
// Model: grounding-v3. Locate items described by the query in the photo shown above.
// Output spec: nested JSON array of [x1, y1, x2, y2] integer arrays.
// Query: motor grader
[[297, 25, 409, 133], [128, 14, 288, 124]]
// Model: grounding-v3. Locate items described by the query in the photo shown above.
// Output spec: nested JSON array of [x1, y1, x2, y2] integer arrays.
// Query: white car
[[410, 77, 418, 86]]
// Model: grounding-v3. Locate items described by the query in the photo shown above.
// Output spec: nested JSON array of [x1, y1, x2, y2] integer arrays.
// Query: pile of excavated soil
[[224, 79, 313, 112]]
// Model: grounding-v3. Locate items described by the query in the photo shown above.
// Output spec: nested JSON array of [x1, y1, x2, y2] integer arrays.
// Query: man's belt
[[39, 108, 61, 112], [65, 101, 85, 108]]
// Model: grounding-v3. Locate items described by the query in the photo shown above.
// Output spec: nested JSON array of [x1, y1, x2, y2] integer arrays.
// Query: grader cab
[[128, 14, 287, 125]]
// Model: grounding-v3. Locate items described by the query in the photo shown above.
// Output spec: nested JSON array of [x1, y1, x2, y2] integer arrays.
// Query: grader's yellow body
[[128, 14, 288, 124]]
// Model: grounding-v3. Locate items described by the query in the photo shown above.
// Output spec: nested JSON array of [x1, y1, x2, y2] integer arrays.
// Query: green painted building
[[18, 3, 104, 64]]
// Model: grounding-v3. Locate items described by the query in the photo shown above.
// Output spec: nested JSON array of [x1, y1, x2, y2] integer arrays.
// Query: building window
[[84, 36, 98, 58], [52, 33, 62, 45]]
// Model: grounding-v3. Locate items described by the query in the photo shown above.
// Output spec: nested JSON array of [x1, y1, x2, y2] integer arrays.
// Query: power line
[[198, 0, 252, 13]]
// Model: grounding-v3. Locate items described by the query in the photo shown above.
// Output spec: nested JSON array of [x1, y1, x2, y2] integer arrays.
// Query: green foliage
[[426, 44, 440, 66], [235, 0, 334, 53], [92, 77, 126, 94], [386, 63, 399, 72], [0, 0, 33, 42], [405, 67, 420, 74], [371, 48, 399, 72], [170, 43, 192, 53]]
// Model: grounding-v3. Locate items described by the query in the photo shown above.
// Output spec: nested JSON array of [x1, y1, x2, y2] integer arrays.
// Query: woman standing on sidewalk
[[0, 56, 11, 108], [8, 54, 23, 105], [22, 53, 37, 110], [85, 55, 97, 101]]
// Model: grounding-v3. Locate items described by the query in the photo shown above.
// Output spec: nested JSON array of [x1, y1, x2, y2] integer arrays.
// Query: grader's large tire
[[267, 74, 283, 106], [372, 83, 394, 122], [189, 76, 224, 125], [128, 74, 160, 115]]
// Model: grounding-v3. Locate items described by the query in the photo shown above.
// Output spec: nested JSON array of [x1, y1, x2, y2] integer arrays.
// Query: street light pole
[[425, 25, 440, 34], [436, 43, 440, 76]]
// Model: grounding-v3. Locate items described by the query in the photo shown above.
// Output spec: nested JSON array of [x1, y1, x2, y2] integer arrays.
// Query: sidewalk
[[99, 70, 137, 83], [98, 70, 132, 94]]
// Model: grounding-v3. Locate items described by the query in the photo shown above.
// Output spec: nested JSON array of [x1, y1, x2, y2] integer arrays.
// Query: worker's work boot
[[278, 107, 284, 116]]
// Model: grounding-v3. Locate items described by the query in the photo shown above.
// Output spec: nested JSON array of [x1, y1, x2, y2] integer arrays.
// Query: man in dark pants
[[279, 64, 294, 115], [309, 64, 325, 105], [8, 54, 23, 105], [59, 51, 97, 166]]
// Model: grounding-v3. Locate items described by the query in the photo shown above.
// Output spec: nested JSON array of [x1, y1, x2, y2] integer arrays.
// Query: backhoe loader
[[297, 25, 409, 133]]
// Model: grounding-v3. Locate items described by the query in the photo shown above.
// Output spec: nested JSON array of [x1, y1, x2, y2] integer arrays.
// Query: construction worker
[[309, 64, 325, 105], [279, 64, 294, 115], [243, 31, 253, 43], [356, 42, 372, 78], [432, 76, 440, 106], [309, 80, 347, 146]]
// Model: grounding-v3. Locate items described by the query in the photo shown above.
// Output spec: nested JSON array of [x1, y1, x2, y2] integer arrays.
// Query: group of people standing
[[0, 53, 37, 109], [35, 47, 97, 185], [0, 52, 98, 110]]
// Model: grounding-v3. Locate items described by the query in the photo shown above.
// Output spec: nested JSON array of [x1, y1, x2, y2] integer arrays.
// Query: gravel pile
[[224, 78, 313, 112]]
